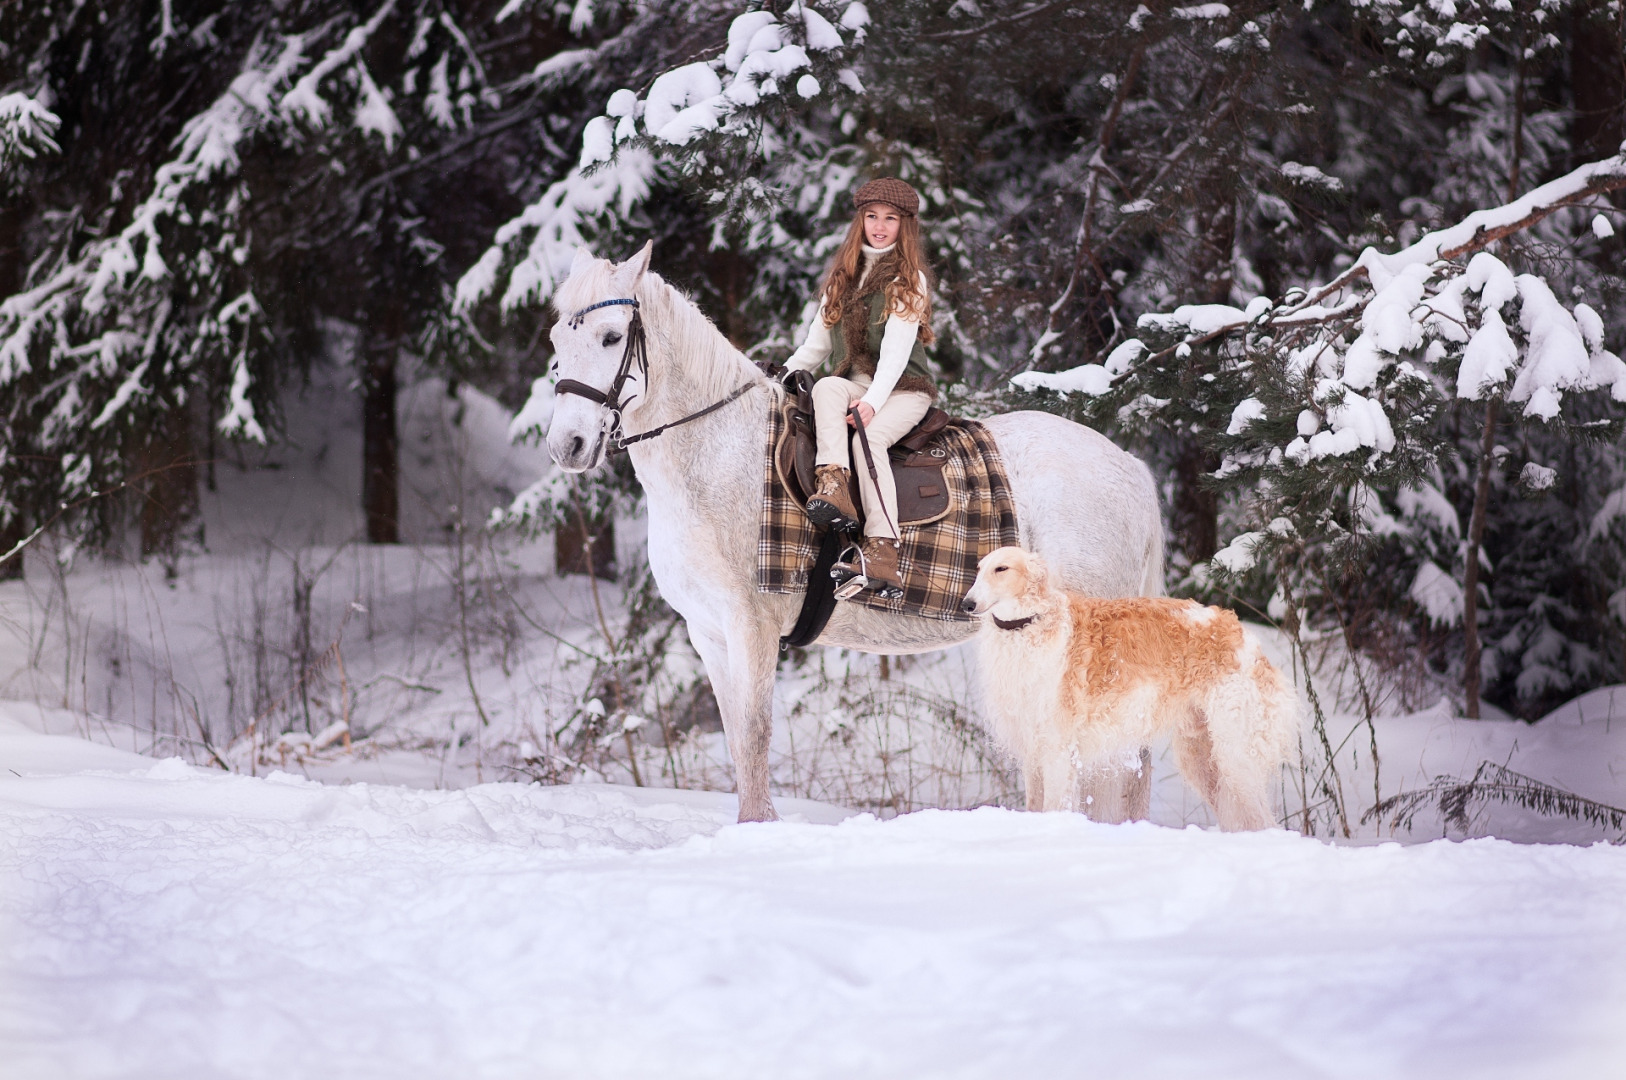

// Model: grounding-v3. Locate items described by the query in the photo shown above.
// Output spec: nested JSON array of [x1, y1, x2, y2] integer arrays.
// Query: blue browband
[[567, 297, 639, 328]]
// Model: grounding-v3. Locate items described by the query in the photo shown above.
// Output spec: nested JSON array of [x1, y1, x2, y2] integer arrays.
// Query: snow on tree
[[0, 1, 585, 561], [1016, 149, 1626, 722]]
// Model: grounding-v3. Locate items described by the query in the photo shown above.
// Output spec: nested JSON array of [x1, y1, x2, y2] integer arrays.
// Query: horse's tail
[[1139, 522, 1166, 598], [1133, 457, 1166, 598]]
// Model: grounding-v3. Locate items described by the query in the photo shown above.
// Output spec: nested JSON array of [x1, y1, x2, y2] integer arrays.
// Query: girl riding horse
[[784, 177, 937, 599]]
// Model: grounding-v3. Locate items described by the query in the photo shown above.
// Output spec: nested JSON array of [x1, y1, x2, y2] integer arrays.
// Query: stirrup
[[830, 543, 904, 601], [831, 544, 869, 600]]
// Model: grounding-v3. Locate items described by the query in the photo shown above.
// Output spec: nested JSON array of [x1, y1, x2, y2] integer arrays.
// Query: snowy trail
[[4, 757, 1626, 1079]]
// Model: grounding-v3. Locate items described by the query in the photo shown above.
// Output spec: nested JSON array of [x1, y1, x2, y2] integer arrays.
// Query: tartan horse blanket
[[756, 394, 1021, 623]]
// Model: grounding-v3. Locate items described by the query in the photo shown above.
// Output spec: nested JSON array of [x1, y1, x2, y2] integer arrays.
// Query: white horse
[[546, 243, 1165, 823]]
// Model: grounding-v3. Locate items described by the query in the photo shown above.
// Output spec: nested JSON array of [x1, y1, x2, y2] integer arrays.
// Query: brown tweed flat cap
[[853, 177, 920, 217]]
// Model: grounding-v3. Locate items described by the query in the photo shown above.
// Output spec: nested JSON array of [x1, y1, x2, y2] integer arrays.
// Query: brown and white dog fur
[[964, 546, 1298, 830]]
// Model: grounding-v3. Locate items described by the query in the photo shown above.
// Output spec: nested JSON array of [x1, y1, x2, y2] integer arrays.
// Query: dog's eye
[[602, 331, 622, 348], [994, 566, 1007, 573]]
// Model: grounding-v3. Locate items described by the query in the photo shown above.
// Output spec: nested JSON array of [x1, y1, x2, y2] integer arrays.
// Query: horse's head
[[547, 241, 653, 471]]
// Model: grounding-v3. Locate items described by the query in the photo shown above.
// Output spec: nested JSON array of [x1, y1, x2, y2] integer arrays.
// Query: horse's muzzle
[[549, 430, 606, 472]]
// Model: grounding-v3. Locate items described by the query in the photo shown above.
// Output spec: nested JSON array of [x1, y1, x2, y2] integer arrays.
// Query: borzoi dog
[[963, 546, 1298, 830]]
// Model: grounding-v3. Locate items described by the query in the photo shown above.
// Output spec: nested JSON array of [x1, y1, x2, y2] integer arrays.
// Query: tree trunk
[[1172, 438, 1220, 564], [1572, 1, 1626, 169], [137, 399, 199, 570], [555, 510, 617, 581], [362, 307, 401, 545], [0, 517, 25, 582], [1462, 400, 1498, 719], [0, 198, 24, 581], [1171, 192, 1236, 567]]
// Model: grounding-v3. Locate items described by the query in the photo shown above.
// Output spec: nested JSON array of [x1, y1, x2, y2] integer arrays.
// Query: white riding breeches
[[811, 375, 934, 541]]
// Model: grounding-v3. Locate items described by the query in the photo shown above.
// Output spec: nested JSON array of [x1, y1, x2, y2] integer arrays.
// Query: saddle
[[773, 370, 953, 528]]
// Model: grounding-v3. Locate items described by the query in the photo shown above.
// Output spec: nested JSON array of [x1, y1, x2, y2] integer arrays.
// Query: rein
[[557, 296, 755, 452], [992, 613, 1037, 631]]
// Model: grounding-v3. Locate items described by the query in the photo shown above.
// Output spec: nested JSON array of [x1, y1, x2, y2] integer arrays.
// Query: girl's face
[[862, 204, 902, 249]]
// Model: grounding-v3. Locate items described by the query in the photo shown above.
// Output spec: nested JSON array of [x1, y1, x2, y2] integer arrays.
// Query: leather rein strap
[[849, 404, 899, 540], [555, 296, 754, 452]]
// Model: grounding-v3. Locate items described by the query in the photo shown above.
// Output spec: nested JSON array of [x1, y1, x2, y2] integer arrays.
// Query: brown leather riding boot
[[806, 464, 860, 532], [831, 536, 904, 601]]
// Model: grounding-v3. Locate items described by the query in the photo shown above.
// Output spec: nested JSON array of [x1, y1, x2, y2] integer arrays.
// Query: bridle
[[554, 297, 755, 452]]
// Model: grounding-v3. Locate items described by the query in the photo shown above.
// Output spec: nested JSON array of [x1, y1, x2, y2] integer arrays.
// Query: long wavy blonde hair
[[817, 207, 936, 345]]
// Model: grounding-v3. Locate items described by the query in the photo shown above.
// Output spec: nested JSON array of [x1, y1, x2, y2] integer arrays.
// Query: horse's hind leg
[[687, 618, 780, 823], [1078, 748, 1153, 823]]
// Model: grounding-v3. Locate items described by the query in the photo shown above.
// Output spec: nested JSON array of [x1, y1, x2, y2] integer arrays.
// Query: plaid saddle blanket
[[756, 394, 1020, 623]]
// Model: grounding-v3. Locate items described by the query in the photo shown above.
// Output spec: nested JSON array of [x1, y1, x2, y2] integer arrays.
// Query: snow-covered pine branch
[[0, 1, 521, 558], [456, 1, 865, 315], [0, 92, 60, 173], [1013, 145, 1626, 715]]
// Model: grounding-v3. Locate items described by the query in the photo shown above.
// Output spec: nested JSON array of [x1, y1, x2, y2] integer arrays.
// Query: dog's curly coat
[[965, 546, 1299, 830]]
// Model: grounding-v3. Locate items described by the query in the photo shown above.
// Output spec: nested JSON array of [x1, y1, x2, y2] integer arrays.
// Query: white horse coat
[[546, 244, 1164, 822]]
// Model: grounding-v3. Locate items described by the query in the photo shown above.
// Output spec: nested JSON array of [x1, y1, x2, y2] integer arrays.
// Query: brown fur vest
[[830, 250, 937, 400]]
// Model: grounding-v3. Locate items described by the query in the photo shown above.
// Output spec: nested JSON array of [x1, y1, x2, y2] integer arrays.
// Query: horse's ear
[[568, 246, 598, 282], [611, 239, 653, 293]]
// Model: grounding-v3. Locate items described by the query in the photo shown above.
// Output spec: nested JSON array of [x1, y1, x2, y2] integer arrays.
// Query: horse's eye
[[602, 331, 622, 348]]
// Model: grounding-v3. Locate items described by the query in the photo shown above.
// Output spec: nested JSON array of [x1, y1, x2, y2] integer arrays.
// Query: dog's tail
[[1243, 635, 1301, 767]]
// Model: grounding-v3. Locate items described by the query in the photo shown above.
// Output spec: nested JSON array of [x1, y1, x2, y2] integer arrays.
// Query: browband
[[567, 297, 638, 328]]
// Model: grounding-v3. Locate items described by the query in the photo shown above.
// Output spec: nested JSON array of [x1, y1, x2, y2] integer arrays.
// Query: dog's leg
[[1040, 751, 1076, 812], [1172, 712, 1224, 824], [1023, 759, 1045, 812]]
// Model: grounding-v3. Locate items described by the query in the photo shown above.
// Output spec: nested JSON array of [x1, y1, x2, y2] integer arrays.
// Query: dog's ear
[[1023, 552, 1049, 594]]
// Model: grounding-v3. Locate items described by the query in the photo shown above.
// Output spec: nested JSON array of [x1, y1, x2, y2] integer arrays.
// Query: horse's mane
[[554, 255, 764, 408]]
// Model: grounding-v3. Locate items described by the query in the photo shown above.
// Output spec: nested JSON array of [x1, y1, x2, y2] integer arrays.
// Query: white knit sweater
[[784, 243, 930, 411]]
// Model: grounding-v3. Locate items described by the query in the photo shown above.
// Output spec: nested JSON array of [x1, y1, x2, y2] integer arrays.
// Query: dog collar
[[992, 614, 1036, 631]]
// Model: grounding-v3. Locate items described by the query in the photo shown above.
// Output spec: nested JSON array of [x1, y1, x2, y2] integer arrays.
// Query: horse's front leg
[[687, 617, 780, 823]]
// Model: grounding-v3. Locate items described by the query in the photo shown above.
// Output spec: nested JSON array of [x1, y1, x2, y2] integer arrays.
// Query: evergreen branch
[[1364, 761, 1626, 836], [1134, 151, 1626, 368], [921, 1, 1071, 41]]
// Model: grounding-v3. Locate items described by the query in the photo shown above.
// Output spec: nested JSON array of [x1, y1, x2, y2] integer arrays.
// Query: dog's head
[[962, 546, 1049, 617]]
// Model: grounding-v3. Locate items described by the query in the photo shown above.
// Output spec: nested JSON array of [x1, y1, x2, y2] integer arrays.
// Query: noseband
[[554, 296, 755, 452]]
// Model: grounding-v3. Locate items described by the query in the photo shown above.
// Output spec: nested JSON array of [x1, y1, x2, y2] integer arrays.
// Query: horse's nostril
[[570, 436, 585, 459]]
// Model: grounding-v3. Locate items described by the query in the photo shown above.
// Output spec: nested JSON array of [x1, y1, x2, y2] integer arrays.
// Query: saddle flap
[[893, 458, 950, 525], [893, 407, 951, 454]]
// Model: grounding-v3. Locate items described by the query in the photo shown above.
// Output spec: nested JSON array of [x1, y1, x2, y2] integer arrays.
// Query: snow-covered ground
[[7, 356, 1626, 1076], [4, 716, 1626, 1080]]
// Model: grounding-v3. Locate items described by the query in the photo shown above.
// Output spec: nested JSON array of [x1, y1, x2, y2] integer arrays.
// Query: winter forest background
[[2, 0, 1625, 832]]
